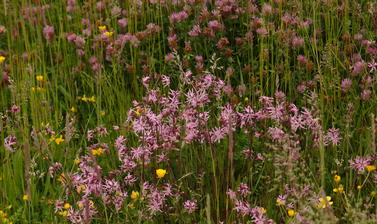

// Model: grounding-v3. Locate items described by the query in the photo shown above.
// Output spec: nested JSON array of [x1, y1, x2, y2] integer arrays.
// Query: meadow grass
[[0, 0, 376, 223]]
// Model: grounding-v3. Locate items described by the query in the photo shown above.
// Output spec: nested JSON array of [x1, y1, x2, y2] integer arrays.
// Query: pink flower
[[43, 25, 55, 43], [4, 135, 17, 152], [169, 11, 188, 23], [183, 200, 198, 213], [118, 18, 128, 28], [341, 78, 352, 92], [292, 36, 305, 48], [188, 25, 201, 37], [351, 61, 366, 76], [324, 128, 341, 146]]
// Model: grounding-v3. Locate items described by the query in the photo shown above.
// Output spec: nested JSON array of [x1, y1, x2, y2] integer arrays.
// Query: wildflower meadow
[[0, 0, 377, 223]]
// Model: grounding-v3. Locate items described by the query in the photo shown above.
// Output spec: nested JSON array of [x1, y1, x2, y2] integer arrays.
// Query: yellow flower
[[98, 25, 107, 31], [58, 173, 66, 183], [371, 191, 376, 196], [74, 159, 80, 164], [64, 203, 70, 209], [135, 109, 141, 116], [77, 185, 86, 193], [58, 211, 67, 216], [244, 97, 249, 102], [89, 200, 95, 208], [276, 198, 284, 206], [105, 31, 113, 37], [156, 169, 167, 179], [6, 205, 11, 210], [2, 217, 9, 223], [0, 210, 6, 217], [131, 191, 139, 201], [81, 96, 88, 102], [36, 75, 43, 81], [23, 194, 29, 201], [258, 207, 266, 214], [70, 107, 76, 112], [287, 209, 295, 217], [318, 196, 333, 208], [334, 175, 341, 183], [366, 165, 376, 172], [91, 148, 104, 156], [333, 185, 344, 194], [89, 96, 96, 102], [357, 185, 362, 190], [0, 56, 5, 63], [55, 135, 64, 145]]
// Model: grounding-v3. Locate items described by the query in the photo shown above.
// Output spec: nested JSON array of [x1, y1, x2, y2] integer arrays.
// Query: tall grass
[[0, 0, 376, 223]]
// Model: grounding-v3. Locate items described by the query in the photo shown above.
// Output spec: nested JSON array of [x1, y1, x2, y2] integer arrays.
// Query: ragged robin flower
[[318, 196, 333, 208]]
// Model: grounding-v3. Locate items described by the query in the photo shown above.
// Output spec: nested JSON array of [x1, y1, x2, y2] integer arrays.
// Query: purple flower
[[208, 20, 223, 31], [324, 128, 342, 146], [169, 11, 188, 23], [43, 25, 55, 43], [351, 61, 366, 76], [234, 200, 251, 216], [349, 156, 372, 173], [361, 89, 372, 101], [237, 183, 250, 197], [256, 27, 268, 36], [118, 18, 128, 28], [341, 78, 352, 92], [49, 162, 62, 177], [226, 189, 237, 200], [188, 25, 201, 37], [210, 127, 225, 143], [183, 200, 198, 213], [292, 36, 305, 48], [4, 135, 17, 152], [10, 105, 20, 113], [368, 60, 377, 73]]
